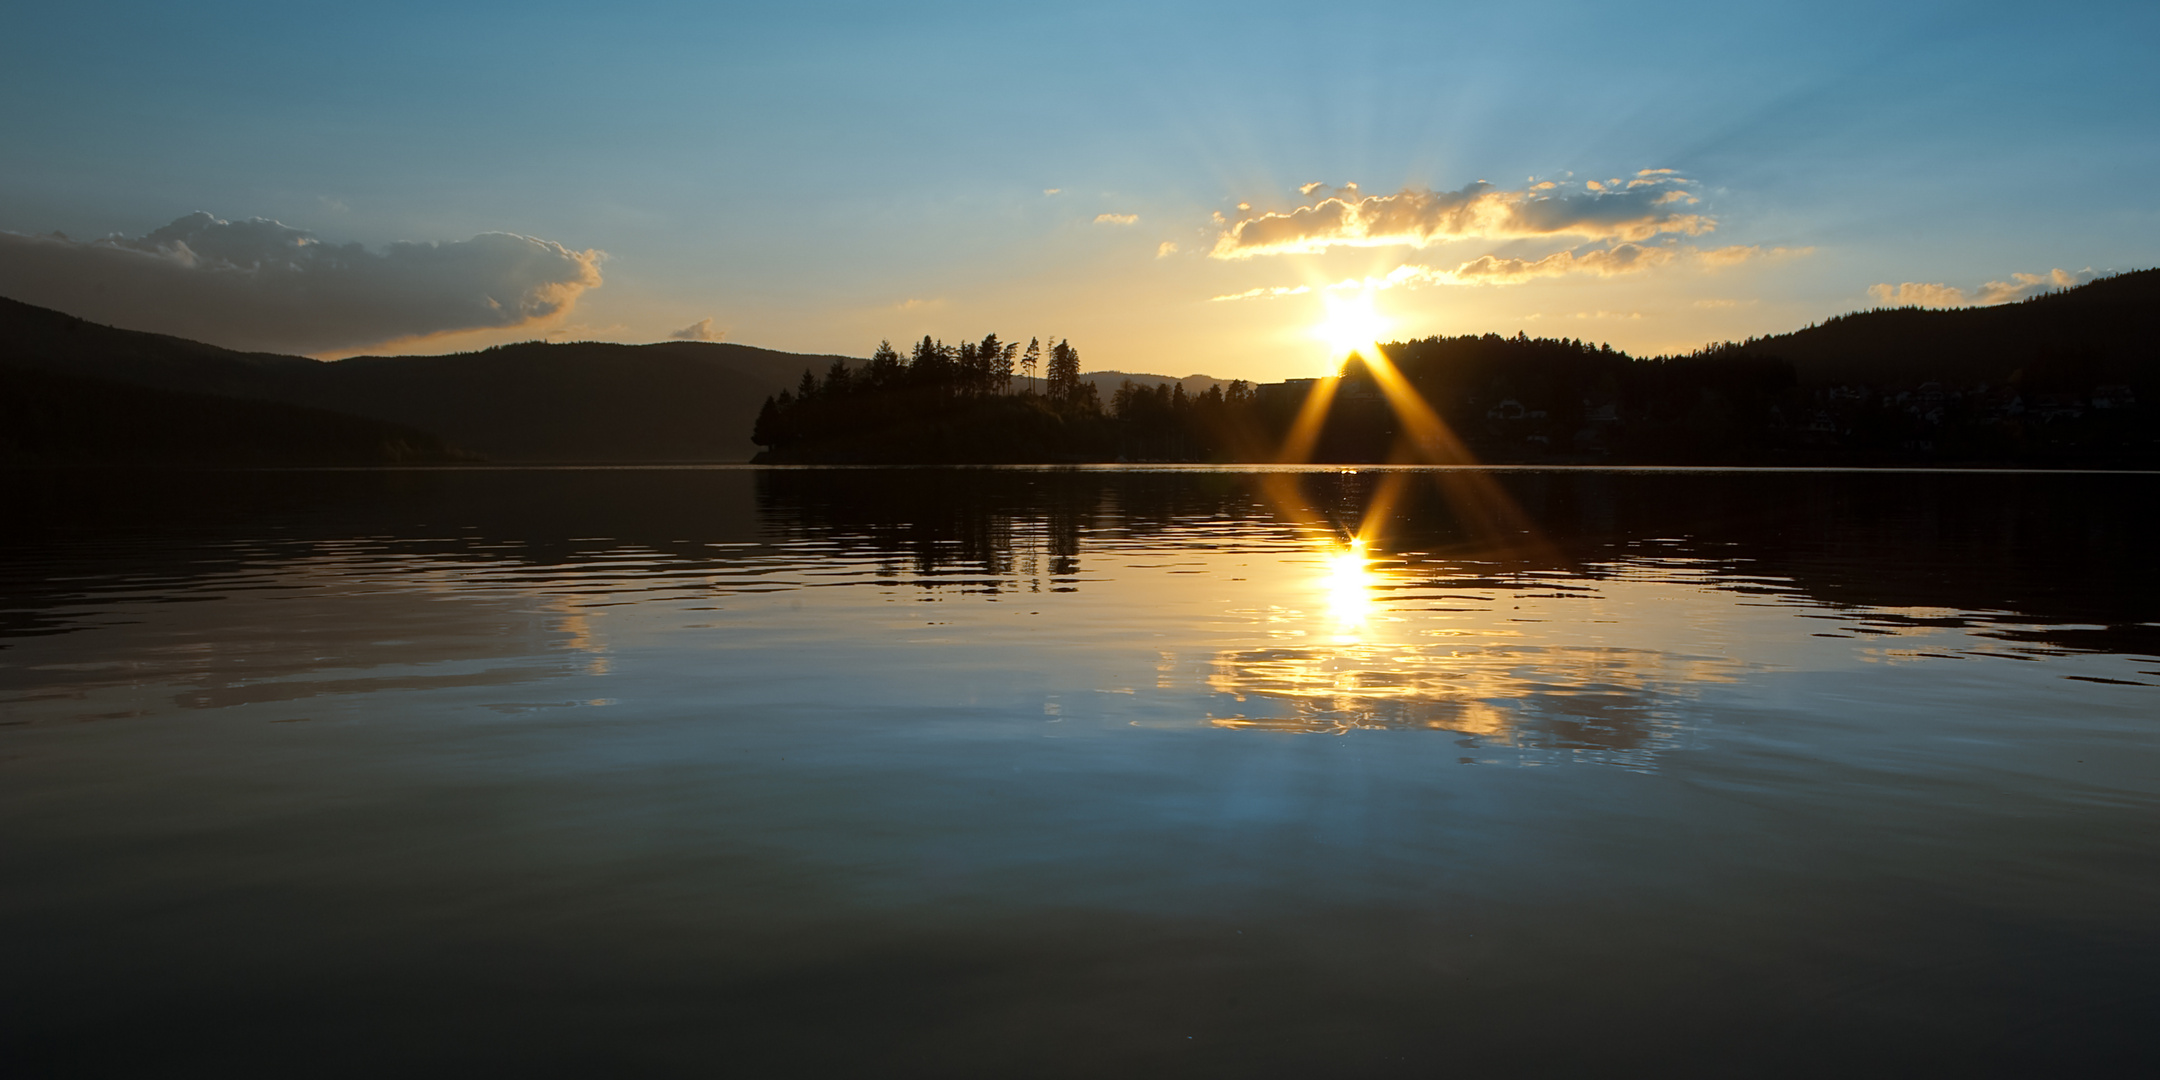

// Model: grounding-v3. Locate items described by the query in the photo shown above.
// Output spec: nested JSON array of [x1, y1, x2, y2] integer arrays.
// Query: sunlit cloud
[[1095, 213, 1139, 225], [1043, 188, 1062, 196], [1212, 170, 1712, 259], [1209, 284, 1312, 302], [0, 212, 603, 355], [1866, 267, 2101, 308], [1156, 241, 1179, 258], [1698, 244, 1812, 266], [895, 297, 944, 311], [1450, 242, 1680, 283], [1210, 242, 1806, 300], [668, 317, 722, 342], [1449, 242, 1809, 284]]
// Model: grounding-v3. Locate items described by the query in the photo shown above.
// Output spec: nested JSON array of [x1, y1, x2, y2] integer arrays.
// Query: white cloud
[[1156, 241, 1179, 258], [1095, 213, 1139, 225], [1867, 267, 2101, 308], [669, 317, 722, 342], [1044, 188, 1062, 196], [0, 212, 603, 354], [1211, 172, 1712, 259]]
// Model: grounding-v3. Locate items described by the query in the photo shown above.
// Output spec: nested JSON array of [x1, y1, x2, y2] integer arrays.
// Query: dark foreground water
[[2, 466, 2156, 1077]]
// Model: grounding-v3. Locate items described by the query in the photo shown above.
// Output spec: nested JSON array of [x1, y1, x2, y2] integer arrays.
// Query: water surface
[[2, 467, 2155, 1076]]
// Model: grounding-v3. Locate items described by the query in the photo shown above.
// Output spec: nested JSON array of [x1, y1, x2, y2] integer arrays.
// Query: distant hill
[[0, 296, 856, 462], [277, 341, 850, 462], [1, 364, 463, 465], [1723, 268, 2159, 386]]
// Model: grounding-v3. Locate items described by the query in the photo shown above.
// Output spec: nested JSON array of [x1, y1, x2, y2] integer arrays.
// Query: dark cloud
[[0, 212, 603, 354], [1212, 172, 1712, 259]]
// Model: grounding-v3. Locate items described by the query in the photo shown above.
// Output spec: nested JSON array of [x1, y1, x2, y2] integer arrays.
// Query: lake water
[[2, 466, 2155, 1077]]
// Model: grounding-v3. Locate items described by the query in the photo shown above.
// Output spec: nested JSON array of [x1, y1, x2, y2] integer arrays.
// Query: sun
[[1312, 290, 1391, 361]]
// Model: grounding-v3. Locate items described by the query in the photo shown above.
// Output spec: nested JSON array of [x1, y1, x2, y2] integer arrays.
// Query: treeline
[[752, 335, 1115, 462], [751, 333, 1289, 463], [1106, 378, 1266, 460], [751, 267, 2159, 465], [1314, 333, 1800, 462], [1321, 329, 2152, 464]]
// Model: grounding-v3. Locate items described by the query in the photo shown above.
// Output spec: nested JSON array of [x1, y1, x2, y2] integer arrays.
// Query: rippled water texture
[[3, 467, 2156, 1077]]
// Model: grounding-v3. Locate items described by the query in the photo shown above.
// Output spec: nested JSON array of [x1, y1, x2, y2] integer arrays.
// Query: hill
[[0, 296, 856, 462], [1, 364, 463, 465], [1720, 268, 2160, 387]]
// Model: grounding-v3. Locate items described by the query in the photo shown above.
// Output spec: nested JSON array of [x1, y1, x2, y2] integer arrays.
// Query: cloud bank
[[0, 212, 604, 354], [1212, 171, 1711, 259], [1867, 268, 2099, 308]]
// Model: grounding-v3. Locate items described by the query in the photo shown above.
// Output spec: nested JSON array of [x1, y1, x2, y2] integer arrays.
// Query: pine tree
[[979, 333, 1016, 394], [1047, 339, 1080, 402], [867, 340, 902, 388], [1020, 338, 1041, 394]]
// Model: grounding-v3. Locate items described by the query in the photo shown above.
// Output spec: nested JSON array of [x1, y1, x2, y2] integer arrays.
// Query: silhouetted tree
[[1047, 339, 1081, 402], [866, 340, 902, 388]]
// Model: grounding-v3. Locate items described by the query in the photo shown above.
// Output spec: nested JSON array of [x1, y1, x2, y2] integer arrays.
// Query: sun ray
[[1276, 376, 1340, 464]]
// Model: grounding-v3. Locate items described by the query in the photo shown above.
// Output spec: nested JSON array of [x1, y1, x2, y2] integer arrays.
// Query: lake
[[2, 466, 2155, 1077]]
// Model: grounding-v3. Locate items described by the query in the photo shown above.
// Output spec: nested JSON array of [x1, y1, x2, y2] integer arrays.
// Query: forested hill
[[1713, 268, 2159, 386], [1, 364, 462, 465], [0, 296, 854, 462]]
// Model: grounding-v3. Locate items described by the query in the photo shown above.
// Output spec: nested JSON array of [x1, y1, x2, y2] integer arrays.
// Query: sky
[[2, 0, 2155, 382]]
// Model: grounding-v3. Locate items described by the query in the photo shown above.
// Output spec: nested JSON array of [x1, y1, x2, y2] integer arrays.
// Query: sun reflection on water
[[1322, 537, 1373, 641], [1205, 532, 1759, 767]]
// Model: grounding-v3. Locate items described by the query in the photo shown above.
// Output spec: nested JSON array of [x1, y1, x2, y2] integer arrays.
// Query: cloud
[[1043, 188, 1062, 195], [1449, 242, 1682, 284], [1696, 243, 1811, 267], [1095, 213, 1139, 225], [1867, 267, 2101, 308], [1156, 241, 1179, 258], [1208, 284, 1311, 302], [1211, 172, 1711, 259], [1208, 241, 1804, 299], [669, 317, 722, 342], [1445, 242, 1807, 284], [0, 212, 603, 354]]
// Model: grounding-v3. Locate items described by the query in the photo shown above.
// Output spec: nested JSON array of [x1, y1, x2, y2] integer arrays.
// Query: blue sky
[[2, 0, 2154, 380]]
